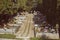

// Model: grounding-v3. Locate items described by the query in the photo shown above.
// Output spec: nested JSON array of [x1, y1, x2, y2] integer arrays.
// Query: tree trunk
[[58, 22, 60, 38]]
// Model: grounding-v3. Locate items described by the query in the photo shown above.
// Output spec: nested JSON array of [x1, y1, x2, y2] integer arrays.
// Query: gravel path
[[16, 13, 34, 38]]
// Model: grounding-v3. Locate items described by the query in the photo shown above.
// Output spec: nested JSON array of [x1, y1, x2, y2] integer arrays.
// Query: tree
[[57, 5, 60, 38]]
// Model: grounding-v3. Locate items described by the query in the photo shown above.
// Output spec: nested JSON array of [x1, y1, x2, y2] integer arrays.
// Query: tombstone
[[56, 23, 59, 33]]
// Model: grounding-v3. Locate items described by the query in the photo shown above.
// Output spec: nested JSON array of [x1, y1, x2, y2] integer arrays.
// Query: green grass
[[30, 38, 60, 40], [16, 38, 23, 40], [0, 34, 16, 39], [45, 39, 60, 40], [30, 37, 42, 40]]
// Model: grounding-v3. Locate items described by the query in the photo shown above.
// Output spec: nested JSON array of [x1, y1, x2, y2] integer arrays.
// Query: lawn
[[30, 38, 60, 40], [30, 37, 41, 40], [0, 34, 16, 39]]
